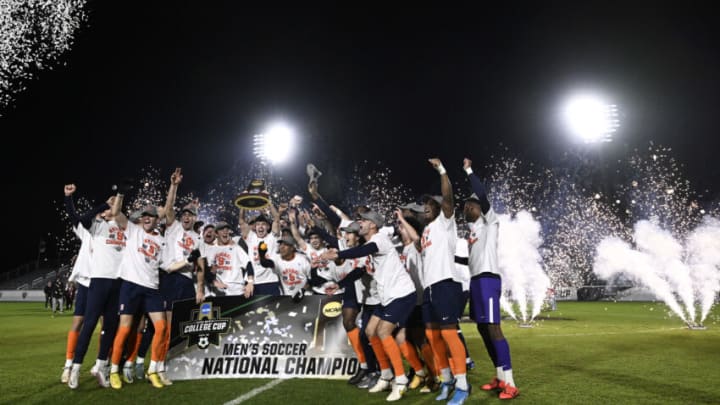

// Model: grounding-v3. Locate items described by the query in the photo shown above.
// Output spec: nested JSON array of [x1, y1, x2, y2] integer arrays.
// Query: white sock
[[95, 359, 107, 371], [440, 367, 453, 383], [380, 368, 393, 380], [496, 366, 505, 381], [395, 374, 408, 385], [360, 362, 368, 369], [416, 369, 427, 377], [72, 363, 81, 371], [64, 359, 73, 367], [137, 357, 145, 365], [124, 360, 134, 368], [504, 369, 515, 387], [110, 363, 119, 373], [158, 361, 165, 372], [148, 360, 158, 373], [455, 374, 468, 391]]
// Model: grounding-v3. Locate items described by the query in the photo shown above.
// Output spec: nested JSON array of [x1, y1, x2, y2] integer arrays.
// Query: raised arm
[[111, 192, 128, 229], [238, 208, 251, 239], [394, 208, 416, 245], [63, 184, 110, 229], [288, 209, 308, 251], [164, 168, 182, 227], [463, 158, 490, 214], [429, 157, 454, 218], [268, 200, 281, 237]]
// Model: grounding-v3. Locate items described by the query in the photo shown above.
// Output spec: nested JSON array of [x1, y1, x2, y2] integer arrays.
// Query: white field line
[[223, 378, 285, 405]]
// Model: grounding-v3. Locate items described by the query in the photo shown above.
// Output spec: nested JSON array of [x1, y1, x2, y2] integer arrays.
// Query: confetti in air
[[50, 142, 718, 323], [593, 143, 720, 326], [0, 0, 88, 114], [341, 160, 415, 222]]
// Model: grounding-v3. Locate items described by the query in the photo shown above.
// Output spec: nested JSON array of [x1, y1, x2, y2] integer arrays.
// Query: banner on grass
[[165, 294, 358, 380]]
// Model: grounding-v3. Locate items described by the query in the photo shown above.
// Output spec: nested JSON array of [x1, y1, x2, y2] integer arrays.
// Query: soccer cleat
[[90, 364, 98, 376], [146, 372, 164, 388], [386, 382, 407, 402], [481, 377, 506, 391], [61, 366, 71, 383], [95, 369, 110, 388], [420, 376, 440, 393], [368, 377, 393, 393], [158, 371, 173, 386], [499, 385, 519, 400], [448, 384, 471, 405], [357, 371, 378, 389], [435, 378, 455, 401], [466, 358, 476, 370], [135, 363, 145, 380], [122, 365, 135, 384], [348, 368, 369, 385], [91, 364, 110, 388], [408, 373, 426, 390], [109, 372, 122, 390], [68, 368, 80, 389]]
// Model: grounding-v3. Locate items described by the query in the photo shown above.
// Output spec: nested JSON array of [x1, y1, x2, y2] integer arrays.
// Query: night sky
[[3, 2, 720, 270]]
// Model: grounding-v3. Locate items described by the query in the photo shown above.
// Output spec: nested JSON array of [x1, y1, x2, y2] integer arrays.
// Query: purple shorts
[[469, 273, 502, 324]]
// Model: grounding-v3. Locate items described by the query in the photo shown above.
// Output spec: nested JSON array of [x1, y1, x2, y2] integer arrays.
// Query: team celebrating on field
[[59, 158, 519, 403]]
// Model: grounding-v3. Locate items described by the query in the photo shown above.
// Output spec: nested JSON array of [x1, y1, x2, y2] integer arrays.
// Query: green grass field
[[2, 301, 719, 405]]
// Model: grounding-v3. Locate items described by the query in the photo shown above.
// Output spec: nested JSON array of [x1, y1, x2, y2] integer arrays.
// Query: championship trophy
[[306, 163, 322, 186], [234, 179, 271, 210]]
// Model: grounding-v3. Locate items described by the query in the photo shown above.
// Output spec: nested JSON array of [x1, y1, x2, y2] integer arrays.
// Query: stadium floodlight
[[253, 122, 295, 165], [561, 93, 619, 143]]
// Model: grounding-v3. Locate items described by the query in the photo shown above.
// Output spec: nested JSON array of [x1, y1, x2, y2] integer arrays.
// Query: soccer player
[[418, 158, 470, 405], [108, 188, 168, 389], [322, 209, 417, 402], [394, 208, 432, 391], [258, 236, 312, 297], [155, 170, 205, 386], [60, 184, 99, 383], [68, 192, 125, 390], [205, 222, 254, 297], [462, 157, 519, 399], [238, 209, 280, 296]]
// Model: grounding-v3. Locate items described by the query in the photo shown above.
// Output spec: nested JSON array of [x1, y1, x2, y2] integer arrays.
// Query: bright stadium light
[[562, 93, 619, 143], [253, 122, 295, 165]]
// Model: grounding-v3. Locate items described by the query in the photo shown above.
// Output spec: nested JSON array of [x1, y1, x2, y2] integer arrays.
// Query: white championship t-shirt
[[206, 243, 252, 296], [88, 219, 126, 279], [367, 232, 416, 307], [117, 221, 165, 289], [400, 243, 424, 305], [245, 232, 279, 285], [467, 207, 500, 276], [164, 221, 201, 279], [420, 213, 460, 287], [267, 252, 311, 296], [68, 225, 92, 288]]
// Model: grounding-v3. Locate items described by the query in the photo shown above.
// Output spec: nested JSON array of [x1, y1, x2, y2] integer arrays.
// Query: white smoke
[[686, 217, 720, 323], [594, 217, 720, 325], [497, 210, 550, 323]]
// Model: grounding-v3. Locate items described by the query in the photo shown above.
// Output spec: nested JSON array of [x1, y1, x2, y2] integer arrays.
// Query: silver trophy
[[306, 163, 322, 186]]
